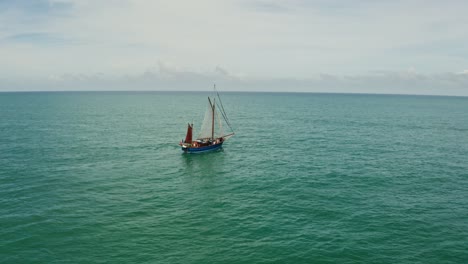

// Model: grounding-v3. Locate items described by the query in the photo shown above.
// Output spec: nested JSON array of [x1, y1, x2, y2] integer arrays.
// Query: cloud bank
[[2, 64, 468, 96]]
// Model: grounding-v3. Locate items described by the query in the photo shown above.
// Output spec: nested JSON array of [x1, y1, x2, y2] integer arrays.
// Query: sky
[[1, 0, 468, 95]]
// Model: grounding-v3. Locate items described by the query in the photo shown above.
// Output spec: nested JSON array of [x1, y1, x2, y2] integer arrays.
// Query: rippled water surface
[[1, 92, 468, 263]]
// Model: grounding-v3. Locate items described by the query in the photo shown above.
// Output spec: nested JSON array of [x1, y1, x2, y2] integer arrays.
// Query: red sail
[[184, 123, 193, 143]]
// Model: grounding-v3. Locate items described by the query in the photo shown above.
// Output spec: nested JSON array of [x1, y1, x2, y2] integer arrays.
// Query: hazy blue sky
[[1, 0, 467, 95]]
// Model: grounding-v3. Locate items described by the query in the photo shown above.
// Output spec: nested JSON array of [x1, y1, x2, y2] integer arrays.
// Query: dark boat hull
[[182, 142, 223, 153]]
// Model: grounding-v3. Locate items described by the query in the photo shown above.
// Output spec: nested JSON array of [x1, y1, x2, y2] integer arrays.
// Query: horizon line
[[0, 89, 467, 98]]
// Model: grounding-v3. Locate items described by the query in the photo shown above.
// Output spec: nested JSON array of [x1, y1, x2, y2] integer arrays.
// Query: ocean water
[[1, 91, 467, 263]]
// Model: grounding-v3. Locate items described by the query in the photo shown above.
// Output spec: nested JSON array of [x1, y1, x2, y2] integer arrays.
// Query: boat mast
[[212, 98, 215, 139], [208, 97, 215, 140], [212, 84, 216, 140]]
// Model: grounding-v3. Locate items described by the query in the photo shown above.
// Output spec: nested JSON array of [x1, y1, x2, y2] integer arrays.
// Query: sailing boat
[[179, 85, 234, 153]]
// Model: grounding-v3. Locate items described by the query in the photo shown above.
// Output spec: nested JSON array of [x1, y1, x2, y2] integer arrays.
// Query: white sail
[[197, 103, 213, 139], [196, 97, 226, 139], [215, 108, 224, 138]]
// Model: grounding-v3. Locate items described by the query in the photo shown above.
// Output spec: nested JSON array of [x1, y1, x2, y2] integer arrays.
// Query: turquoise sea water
[[1, 91, 468, 263]]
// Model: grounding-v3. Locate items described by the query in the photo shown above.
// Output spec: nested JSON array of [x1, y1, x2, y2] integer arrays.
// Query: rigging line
[[214, 87, 228, 118], [214, 86, 232, 128], [216, 101, 234, 132], [217, 102, 230, 127], [213, 84, 235, 133]]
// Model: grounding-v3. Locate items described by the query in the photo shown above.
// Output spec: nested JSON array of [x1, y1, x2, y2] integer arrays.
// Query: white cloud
[[0, 0, 468, 95]]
